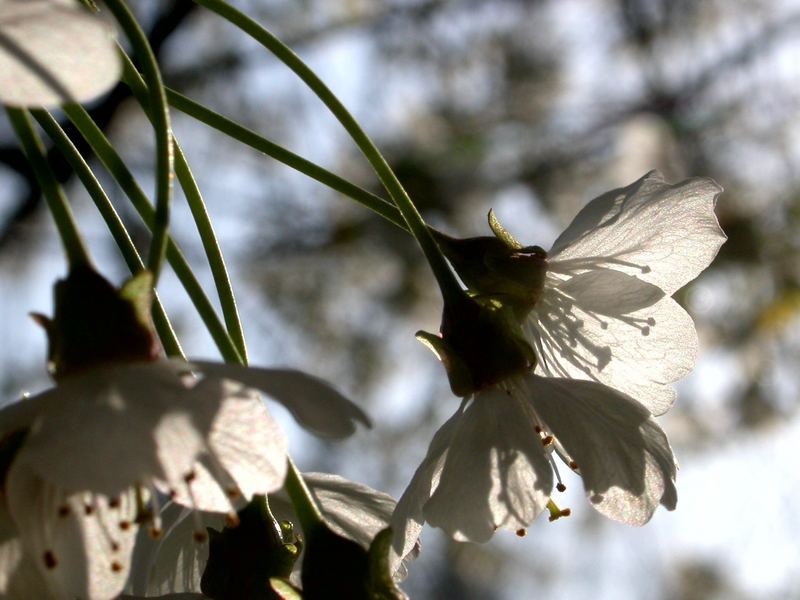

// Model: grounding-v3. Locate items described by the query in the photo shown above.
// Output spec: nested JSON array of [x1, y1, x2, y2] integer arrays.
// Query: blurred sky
[[2, 1, 800, 598]]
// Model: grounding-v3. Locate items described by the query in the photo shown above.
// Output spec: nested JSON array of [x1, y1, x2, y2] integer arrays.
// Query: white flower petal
[[18, 363, 203, 497], [127, 503, 224, 597], [7, 460, 138, 599], [390, 410, 461, 571], [299, 473, 397, 551], [0, 0, 120, 107], [549, 171, 725, 295], [190, 361, 371, 439], [0, 505, 53, 598], [165, 379, 288, 512], [530, 269, 698, 414], [528, 375, 677, 525], [423, 389, 553, 543]]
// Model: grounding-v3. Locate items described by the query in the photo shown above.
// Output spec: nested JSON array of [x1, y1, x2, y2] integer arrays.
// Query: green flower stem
[[104, 0, 173, 283], [5, 108, 90, 268], [283, 457, 324, 535], [118, 52, 248, 363], [31, 109, 184, 359], [62, 104, 243, 364], [165, 87, 407, 232], [192, 0, 465, 306]]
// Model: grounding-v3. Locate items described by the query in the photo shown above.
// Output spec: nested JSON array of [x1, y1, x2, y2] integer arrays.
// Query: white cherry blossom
[[0, 360, 368, 600], [526, 171, 726, 415], [391, 374, 677, 567], [0, 0, 120, 107]]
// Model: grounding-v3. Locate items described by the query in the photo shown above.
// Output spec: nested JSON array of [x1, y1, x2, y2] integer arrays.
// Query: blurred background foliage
[[1, 0, 799, 598]]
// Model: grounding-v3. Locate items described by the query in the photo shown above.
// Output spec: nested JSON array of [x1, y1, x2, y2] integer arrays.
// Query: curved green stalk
[[192, 0, 465, 306], [5, 108, 90, 268], [31, 109, 184, 359], [104, 0, 173, 282], [62, 104, 243, 364], [118, 52, 248, 363], [284, 457, 324, 534], [165, 87, 406, 232]]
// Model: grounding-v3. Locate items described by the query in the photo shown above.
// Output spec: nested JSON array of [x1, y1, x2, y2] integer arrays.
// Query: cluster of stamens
[[45, 492, 133, 576]]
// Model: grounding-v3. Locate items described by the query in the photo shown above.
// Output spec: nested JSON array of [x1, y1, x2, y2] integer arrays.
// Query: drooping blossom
[[393, 172, 724, 564], [0, 360, 369, 600], [391, 374, 676, 566], [0, 0, 120, 107]]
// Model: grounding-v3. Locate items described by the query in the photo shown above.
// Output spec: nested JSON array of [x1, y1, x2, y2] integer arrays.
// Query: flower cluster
[[0, 266, 372, 599], [392, 171, 725, 564]]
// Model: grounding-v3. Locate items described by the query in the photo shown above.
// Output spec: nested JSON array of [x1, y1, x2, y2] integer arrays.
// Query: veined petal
[[423, 389, 553, 543], [166, 379, 288, 512], [17, 363, 204, 498], [0, 0, 120, 107], [127, 503, 224, 597], [303, 473, 397, 551], [528, 375, 677, 525], [390, 409, 462, 571], [270, 472, 417, 581], [529, 269, 698, 415], [7, 460, 138, 600], [189, 361, 371, 439], [549, 171, 725, 295]]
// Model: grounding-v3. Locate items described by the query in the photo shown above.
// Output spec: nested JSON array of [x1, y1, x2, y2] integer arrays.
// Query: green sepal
[[201, 495, 300, 600], [367, 528, 409, 600], [118, 270, 155, 329], [270, 578, 304, 600], [488, 208, 522, 249], [415, 330, 474, 397]]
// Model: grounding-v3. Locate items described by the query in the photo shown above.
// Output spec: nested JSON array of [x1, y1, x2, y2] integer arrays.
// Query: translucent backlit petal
[[190, 361, 370, 439], [7, 460, 138, 599], [530, 270, 698, 415], [528, 375, 677, 525], [0, 0, 120, 107], [423, 389, 553, 542], [550, 171, 725, 295]]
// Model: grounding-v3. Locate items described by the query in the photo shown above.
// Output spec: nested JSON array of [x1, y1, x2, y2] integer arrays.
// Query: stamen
[[111, 561, 123, 573], [569, 460, 579, 471], [118, 520, 132, 531], [43, 550, 57, 570], [541, 435, 554, 447], [108, 497, 120, 509], [84, 504, 94, 516], [516, 528, 527, 537], [547, 499, 571, 522], [556, 483, 567, 492], [193, 530, 208, 543], [225, 512, 240, 528], [183, 472, 209, 543], [57, 505, 70, 518]]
